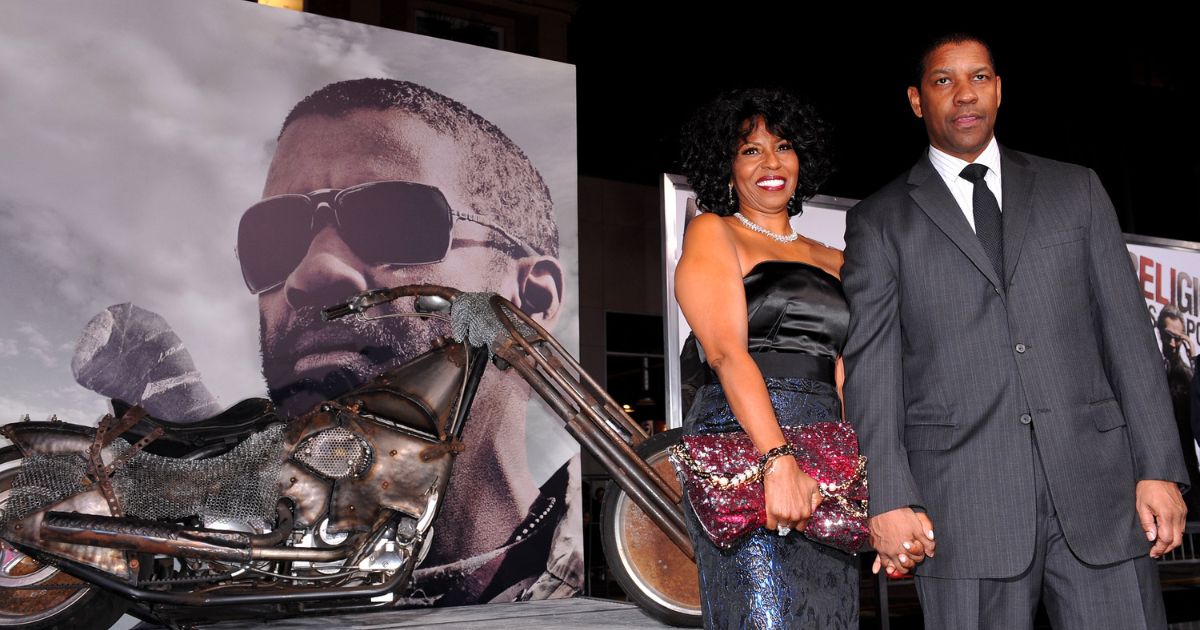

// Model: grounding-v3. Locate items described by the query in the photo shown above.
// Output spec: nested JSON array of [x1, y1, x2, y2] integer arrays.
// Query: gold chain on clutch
[[669, 444, 869, 519]]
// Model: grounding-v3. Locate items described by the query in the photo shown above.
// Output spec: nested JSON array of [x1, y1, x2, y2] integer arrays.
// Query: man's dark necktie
[[960, 163, 1004, 279]]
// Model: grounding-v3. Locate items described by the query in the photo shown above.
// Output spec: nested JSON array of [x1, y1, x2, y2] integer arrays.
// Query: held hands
[[1136, 479, 1187, 558], [762, 455, 822, 533], [868, 507, 936, 577]]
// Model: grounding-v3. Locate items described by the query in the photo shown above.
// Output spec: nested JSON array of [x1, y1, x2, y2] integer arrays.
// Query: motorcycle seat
[[113, 398, 282, 456]]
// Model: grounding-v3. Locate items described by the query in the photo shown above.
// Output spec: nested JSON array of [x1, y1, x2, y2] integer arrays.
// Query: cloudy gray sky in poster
[[0, 1, 578, 476]]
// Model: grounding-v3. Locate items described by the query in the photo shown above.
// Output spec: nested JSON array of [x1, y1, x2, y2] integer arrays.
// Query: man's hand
[[868, 507, 936, 576], [1137, 479, 1187, 558]]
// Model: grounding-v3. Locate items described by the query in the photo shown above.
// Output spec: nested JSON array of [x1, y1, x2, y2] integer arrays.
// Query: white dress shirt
[[927, 137, 1003, 233]]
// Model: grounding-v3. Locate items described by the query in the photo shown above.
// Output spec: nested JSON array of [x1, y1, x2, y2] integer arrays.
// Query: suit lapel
[[907, 154, 1004, 291], [1000, 147, 1036, 284]]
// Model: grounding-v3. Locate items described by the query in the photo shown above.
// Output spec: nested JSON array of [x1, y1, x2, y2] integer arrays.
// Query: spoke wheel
[[0, 446, 128, 630], [601, 428, 701, 627]]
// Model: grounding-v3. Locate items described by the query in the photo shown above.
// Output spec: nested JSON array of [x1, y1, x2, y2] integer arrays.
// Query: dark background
[[570, 8, 1199, 243], [298, 1, 1199, 244]]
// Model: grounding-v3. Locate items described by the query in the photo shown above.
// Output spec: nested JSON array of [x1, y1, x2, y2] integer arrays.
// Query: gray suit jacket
[[841, 147, 1188, 579]]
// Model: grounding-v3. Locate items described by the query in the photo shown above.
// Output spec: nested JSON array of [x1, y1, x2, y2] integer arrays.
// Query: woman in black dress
[[674, 89, 922, 628]]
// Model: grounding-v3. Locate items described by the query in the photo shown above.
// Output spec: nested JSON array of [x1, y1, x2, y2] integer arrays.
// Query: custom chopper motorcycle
[[0, 286, 700, 629]]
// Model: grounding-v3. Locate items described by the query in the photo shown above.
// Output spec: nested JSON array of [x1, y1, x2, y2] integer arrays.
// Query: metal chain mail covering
[[2, 451, 90, 528], [3, 423, 287, 530], [450, 292, 535, 355]]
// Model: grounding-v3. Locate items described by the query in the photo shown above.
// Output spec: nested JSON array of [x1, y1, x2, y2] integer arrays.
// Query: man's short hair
[[281, 78, 558, 258], [911, 33, 997, 88], [1158, 304, 1185, 331]]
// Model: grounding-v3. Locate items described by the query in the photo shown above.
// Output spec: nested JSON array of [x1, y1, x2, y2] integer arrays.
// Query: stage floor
[[129, 598, 670, 629], [119, 591, 1200, 629]]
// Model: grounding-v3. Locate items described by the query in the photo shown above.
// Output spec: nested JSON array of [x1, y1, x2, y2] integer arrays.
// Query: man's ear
[[512, 255, 565, 326], [907, 86, 923, 118]]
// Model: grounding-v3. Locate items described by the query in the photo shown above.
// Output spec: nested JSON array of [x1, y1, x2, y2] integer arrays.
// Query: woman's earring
[[728, 184, 735, 207]]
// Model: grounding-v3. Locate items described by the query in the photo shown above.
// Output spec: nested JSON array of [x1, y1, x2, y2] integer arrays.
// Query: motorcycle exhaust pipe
[[38, 550, 408, 607], [40, 511, 350, 562]]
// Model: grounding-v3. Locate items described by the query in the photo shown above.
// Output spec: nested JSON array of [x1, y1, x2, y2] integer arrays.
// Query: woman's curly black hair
[[679, 88, 831, 217]]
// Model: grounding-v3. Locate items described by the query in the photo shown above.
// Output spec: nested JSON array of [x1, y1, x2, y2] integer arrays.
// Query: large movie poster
[[1127, 236, 1200, 514], [0, 0, 580, 605]]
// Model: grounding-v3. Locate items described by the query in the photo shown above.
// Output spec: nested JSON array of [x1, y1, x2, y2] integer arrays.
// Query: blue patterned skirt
[[682, 375, 859, 630]]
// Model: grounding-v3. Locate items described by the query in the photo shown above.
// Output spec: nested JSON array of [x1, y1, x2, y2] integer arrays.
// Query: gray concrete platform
[[131, 597, 672, 629], [118, 592, 1200, 629]]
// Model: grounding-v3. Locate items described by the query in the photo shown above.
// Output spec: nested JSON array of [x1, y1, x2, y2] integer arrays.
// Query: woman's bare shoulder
[[684, 212, 731, 239], [681, 213, 739, 258]]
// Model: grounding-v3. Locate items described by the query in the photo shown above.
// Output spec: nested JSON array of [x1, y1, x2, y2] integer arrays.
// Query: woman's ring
[[777, 525, 792, 537]]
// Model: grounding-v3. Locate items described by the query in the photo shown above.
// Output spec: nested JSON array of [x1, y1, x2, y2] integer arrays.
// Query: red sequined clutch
[[669, 422, 870, 553]]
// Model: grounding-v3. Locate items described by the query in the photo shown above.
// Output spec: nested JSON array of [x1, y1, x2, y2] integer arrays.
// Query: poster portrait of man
[[0, 0, 579, 606], [1129, 238, 1200, 517]]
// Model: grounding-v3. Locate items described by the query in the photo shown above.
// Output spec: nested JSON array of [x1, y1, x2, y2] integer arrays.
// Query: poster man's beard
[[261, 305, 445, 417]]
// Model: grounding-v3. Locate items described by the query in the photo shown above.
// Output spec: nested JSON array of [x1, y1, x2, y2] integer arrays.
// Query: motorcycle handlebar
[[321, 285, 463, 321]]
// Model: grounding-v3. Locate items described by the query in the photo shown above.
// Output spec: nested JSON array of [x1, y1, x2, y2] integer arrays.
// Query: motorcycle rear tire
[[600, 428, 701, 627], [0, 446, 130, 630]]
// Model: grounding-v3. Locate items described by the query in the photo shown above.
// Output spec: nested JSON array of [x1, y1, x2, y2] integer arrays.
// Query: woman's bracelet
[[759, 443, 796, 477]]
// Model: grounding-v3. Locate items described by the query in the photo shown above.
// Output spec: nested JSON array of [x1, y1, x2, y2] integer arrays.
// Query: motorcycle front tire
[[0, 446, 130, 630], [600, 428, 702, 627]]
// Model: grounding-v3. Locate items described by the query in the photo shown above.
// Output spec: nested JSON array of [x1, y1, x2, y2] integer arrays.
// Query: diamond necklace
[[733, 212, 798, 243]]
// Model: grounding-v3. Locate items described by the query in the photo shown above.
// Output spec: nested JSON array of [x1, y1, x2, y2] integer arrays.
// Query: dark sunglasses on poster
[[236, 180, 535, 294]]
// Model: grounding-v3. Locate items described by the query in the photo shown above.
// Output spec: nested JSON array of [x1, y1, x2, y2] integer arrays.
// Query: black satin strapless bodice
[[743, 260, 848, 361], [678, 260, 848, 407]]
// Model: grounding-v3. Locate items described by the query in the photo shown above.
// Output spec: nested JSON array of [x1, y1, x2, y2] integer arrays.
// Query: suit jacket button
[[1015, 343, 1027, 353], [1020, 413, 1032, 425]]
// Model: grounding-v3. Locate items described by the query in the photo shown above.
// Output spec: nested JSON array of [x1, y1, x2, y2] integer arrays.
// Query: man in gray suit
[[842, 34, 1189, 629]]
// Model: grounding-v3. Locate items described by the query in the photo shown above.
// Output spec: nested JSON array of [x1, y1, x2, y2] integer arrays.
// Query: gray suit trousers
[[914, 435, 1168, 630]]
